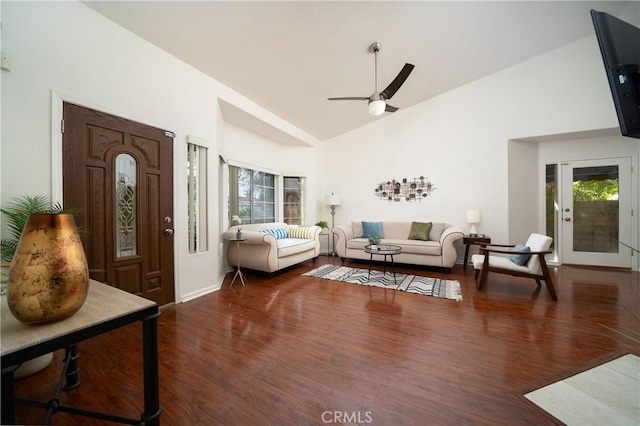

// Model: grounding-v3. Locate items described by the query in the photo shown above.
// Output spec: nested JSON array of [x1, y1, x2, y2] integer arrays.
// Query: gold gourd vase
[[7, 213, 89, 324]]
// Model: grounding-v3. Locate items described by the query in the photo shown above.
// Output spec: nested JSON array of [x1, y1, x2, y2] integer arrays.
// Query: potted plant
[[315, 220, 328, 230], [0, 195, 69, 378], [368, 235, 382, 250], [230, 215, 243, 239], [1, 195, 66, 263]]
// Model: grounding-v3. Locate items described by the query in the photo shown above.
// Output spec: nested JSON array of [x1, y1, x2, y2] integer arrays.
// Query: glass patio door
[[561, 157, 632, 268]]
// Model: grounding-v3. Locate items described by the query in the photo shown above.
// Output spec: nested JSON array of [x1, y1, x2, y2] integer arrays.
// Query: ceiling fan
[[328, 42, 415, 116]]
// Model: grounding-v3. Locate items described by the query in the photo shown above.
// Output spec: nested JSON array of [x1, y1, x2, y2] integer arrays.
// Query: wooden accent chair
[[471, 233, 557, 301]]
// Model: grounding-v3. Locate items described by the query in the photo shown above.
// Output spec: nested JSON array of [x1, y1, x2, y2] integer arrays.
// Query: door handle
[[164, 228, 174, 235], [564, 217, 571, 222]]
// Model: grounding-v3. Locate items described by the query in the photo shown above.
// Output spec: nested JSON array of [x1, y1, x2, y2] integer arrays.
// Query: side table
[[229, 238, 247, 286], [463, 235, 491, 270], [319, 231, 330, 256]]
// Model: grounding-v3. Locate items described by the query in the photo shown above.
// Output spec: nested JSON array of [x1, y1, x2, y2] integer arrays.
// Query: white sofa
[[222, 222, 322, 274], [332, 221, 464, 271]]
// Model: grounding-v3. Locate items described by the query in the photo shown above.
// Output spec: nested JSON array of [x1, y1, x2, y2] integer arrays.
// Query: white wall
[[508, 140, 539, 244], [320, 33, 640, 264], [0, 1, 319, 301]]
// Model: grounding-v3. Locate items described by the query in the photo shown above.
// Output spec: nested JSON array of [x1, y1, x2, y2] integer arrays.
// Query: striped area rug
[[304, 264, 462, 301]]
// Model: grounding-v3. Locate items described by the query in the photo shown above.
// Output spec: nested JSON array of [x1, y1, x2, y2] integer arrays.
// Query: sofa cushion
[[429, 223, 445, 241], [288, 226, 312, 239], [362, 221, 384, 238], [408, 221, 432, 241], [508, 244, 532, 266], [346, 238, 442, 256], [261, 228, 287, 239], [352, 221, 364, 238], [384, 239, 442, 255], [278, 238, 316, 257]]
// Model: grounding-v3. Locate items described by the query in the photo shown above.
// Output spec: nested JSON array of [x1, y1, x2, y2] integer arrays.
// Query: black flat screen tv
[[590, 9, 640, 139]]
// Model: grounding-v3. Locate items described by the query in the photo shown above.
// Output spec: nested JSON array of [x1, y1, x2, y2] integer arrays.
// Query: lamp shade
[[324, 194, 342, 206], [368, 99, 386, 116], [466, 209, 482, 224]]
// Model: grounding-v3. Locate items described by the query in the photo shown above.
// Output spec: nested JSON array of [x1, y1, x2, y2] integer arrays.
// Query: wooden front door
[[63, 103, 175, 305]]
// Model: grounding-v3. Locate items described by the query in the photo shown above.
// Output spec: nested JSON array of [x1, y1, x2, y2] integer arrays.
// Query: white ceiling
[[83, 1, 636, 142]]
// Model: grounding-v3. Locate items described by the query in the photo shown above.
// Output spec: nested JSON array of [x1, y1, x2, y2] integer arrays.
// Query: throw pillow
[[261, 228, 287, 239], [352, 221, 364, 238], [509, 244, 532, 266], [429, 223, 445, 241], [288, 226, 311, 239], [408, 221, 432, 241], [362, 221, 384, 238]]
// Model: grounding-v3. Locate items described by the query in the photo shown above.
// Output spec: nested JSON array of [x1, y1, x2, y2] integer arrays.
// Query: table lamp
[[466, 209, 481, 236]]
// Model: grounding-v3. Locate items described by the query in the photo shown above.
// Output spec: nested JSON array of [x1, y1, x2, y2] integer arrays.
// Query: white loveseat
[[332, 221, 464, 271], [222, 222, 322, 274]]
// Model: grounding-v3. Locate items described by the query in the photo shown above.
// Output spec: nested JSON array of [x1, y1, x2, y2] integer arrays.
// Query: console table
[[1, 280, 161, 425]]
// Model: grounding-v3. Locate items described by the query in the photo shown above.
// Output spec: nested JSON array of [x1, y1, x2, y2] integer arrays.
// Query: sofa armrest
[[440, 227, 464, 268], [222, 230, 279, 272], [310, 225, 322, 256], [222, 230, 275, 245], [332, 224, 354, 258]]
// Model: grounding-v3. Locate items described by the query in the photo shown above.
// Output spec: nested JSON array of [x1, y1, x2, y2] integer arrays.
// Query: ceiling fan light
[[368, 99, 386, 116]]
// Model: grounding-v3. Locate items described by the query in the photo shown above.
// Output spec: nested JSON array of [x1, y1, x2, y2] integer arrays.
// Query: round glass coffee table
[[364, 244, 402, 284]]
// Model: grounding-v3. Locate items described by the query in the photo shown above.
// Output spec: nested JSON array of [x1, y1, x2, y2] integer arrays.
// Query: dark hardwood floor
[[13, 257, 640, 425]]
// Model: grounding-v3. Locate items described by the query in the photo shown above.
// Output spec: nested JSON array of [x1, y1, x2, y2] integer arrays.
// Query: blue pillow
[[362, 221, 384, 239], [261, 228, 287, 239], [509, 244, 532, 266]]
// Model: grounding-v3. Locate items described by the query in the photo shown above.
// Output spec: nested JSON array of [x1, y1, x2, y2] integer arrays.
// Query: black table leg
[[463, 244, 470, 270], [368, 253, 373, 281], [1, 364, 19, 425], [141, 311, 162, 426], [63, 345, 80, 390], [390, 255, 397, 285]]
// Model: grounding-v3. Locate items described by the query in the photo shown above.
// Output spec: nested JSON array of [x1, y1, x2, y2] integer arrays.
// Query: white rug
[[524, 354, 640, 425], [304, 264, 462, 301]]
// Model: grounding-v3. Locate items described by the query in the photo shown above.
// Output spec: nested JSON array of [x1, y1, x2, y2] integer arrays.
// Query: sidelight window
[[188, 142, 208, 253]]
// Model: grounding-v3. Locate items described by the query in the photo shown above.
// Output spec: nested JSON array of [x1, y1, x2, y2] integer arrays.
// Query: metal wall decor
[[374, 176, 436, 202]]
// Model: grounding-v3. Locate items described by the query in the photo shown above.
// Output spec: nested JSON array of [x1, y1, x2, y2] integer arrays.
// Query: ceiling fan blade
[[385, 104, 399, 113], [327, 97, 369, 101], [380, 63, 415, 100]]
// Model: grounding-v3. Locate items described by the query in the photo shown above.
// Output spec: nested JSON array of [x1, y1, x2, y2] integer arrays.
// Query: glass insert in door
[[115, 153, 138, 257], [572, 165, 619, 253]]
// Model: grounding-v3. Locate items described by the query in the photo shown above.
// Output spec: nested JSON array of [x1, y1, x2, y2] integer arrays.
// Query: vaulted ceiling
[[84, 1, 637, 142]]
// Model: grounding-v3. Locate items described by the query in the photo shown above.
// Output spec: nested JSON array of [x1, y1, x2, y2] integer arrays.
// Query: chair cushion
[[471, 254, 531, 273], [408, 221, 432, 241], [509, 244, 532, 266], [362, 221, 384, 238]]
